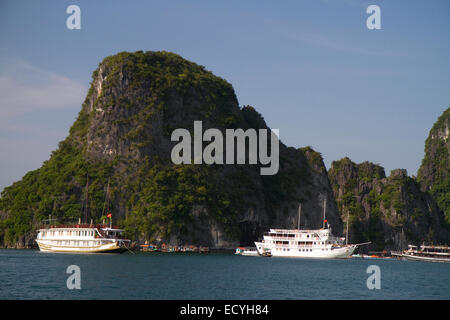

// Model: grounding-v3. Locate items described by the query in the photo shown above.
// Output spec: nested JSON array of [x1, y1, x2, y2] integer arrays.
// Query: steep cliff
[[417, 107, 449, 223], [0, 51, 341, 248], [328, 158, 449, 251]]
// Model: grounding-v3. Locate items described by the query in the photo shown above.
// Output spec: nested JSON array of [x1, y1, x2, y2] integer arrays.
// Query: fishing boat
[[391, 244, 450, 263], [254, 200, 370, 259]]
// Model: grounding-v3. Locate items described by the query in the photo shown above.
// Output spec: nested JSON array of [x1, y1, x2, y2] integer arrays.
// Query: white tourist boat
[[391, 244, 450, 263], [36, 224, 131, 253], [36, 177, 131, 253], [254, 228, 358, 259], [254, 201, 369, 259]]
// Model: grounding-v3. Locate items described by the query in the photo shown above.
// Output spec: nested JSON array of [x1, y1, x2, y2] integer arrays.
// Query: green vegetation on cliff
[[0, 141, 114, 244], [417, 107, 450, 223], [329, 158, 449, 251]]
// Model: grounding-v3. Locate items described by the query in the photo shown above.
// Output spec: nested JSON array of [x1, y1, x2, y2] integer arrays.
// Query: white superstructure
[[254, 227, 357, 259], [36, 224, 131, 253]]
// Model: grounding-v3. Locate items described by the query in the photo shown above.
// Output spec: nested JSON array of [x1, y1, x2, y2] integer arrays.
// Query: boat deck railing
[[409, 250, 449, 256], [267, 236, 321, 241], [41, 223, 122, 229]]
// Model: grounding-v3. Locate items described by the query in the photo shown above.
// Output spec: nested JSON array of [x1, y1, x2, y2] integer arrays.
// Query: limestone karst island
[[0, 51, 449, 257]]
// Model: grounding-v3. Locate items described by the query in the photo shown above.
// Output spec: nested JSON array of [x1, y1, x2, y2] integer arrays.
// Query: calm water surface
[[0, 249, 449, 299]]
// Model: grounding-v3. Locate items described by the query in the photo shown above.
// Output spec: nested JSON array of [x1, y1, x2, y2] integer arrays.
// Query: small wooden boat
[[235, 247, 259, 256], [261, 250, 272, 257]]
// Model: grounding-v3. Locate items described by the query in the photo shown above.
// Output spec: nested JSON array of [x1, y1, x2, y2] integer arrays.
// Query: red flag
[[107, 213, 112, 218], [324, 219, 328, 223]]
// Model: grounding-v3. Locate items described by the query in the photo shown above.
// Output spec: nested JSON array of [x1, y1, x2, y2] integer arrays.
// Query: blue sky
[[0, 0, 449, 191]]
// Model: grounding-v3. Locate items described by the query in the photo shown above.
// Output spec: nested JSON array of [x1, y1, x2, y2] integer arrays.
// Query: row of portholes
[[276, 248, 313, 252]]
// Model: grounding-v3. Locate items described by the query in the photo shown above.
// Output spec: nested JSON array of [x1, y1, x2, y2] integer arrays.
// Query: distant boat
[[235, 247, 259, 256], [255, 227, 361, 259], [392, 244, 450, 263], [261, 249, 272, 257], [254, 201, 369, 259]]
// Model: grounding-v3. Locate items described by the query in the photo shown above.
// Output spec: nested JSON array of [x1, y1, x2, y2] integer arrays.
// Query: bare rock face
[[328, 158, 449, 251], [0, 51, 342, 248]]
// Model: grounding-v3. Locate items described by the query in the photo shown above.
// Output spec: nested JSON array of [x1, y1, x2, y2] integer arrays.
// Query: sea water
[[0, 249, 448, 299]]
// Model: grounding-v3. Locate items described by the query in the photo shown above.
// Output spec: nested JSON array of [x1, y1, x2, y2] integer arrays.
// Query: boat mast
[[85, 175, 89, 224], [322, 198, 327, 229], [102, 177, 111, 221], [297, 203, 302, 230], [345, 206, 349, 245]]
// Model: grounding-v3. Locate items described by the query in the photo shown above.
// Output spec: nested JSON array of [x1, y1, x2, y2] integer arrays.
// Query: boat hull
[[36, 239, 128, 254], [398, 253, 449, 263], [254, 242, 356, 259], [240, 251, 259, 256]]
